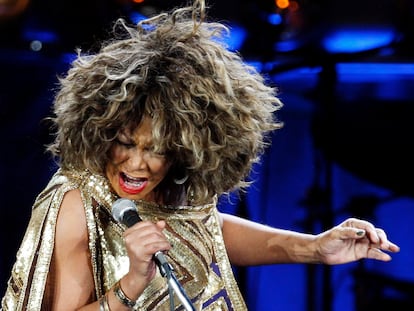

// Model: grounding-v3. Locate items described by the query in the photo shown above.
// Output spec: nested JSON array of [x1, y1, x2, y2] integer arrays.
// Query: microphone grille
[[111, 198, 137, 222]]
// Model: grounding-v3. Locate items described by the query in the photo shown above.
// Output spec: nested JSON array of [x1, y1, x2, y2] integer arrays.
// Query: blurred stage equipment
[[263, 1, 414, 311], [0, 0, 30, 20]]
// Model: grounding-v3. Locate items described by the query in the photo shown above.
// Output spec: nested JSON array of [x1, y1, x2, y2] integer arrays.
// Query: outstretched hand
[[315, 218, 400, 265]]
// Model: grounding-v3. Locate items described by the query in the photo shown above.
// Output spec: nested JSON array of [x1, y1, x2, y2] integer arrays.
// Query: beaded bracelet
[[113, 280, 136, 308]]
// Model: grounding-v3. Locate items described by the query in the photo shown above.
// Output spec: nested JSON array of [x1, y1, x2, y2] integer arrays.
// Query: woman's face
[[105, 117, 172, 202]]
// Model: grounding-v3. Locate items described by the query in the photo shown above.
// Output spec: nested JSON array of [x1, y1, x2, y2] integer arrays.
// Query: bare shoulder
[[55, 189, 89, 250], [48, 189, 95, 308]]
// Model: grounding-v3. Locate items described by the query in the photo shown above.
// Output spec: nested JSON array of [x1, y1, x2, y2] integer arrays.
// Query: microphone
[[111, 198, 196, 311]]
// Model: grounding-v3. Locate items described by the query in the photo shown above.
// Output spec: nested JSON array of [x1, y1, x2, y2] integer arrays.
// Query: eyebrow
[[117, 132, 133, 142], [118, 131, 156, 147]]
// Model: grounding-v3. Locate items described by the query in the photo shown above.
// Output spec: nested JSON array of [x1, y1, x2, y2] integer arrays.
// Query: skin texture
[[105, 117, 172, 203], [221, 214, 400, 266]]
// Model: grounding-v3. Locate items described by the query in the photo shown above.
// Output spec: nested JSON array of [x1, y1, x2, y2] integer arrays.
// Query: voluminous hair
[[47, 0, 283, 205]]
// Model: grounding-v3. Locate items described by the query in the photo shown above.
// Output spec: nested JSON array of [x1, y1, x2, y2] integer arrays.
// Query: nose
[[127, 148, 147, 170]]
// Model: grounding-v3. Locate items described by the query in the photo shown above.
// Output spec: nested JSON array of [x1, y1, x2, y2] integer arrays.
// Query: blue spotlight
[[274, 39, 302, 52], [223, 24, 247, 51], [61, 52, 77, 64], [22, 29, 58, 44], [322, 26, 397, 53], [211, 23, 247, 51], [268, 13, 283, 26], [129, 11, 148, 24]]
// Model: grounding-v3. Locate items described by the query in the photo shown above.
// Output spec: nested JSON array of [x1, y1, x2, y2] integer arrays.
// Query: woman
[[1, 0, 399, 310]]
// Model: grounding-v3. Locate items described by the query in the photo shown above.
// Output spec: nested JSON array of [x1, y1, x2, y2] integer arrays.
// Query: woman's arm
[[220, 213, 400, 266], [48, 189, 96, 310], [49, 189, 169, 310], [220, 213, 318, 266]]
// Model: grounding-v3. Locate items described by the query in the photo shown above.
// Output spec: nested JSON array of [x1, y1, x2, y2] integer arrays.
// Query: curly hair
[[47, 0, 283, 205]]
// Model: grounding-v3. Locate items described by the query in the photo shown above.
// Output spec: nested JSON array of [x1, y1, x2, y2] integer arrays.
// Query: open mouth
[[119, 172, 148, 195]]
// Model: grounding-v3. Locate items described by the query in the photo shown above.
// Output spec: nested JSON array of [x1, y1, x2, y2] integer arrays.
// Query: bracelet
[[113, 280, 136, 308], [99, 293, 111, 311]]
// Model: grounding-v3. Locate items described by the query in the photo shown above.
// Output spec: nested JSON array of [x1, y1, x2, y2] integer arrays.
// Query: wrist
[[113, 280, 136, 308], [291, 233, 322, 264], [107, 275, 147, 310], [312, 233, 327, 264]]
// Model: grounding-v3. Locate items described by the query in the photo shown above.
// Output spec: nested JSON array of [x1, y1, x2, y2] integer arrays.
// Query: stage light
[[268, 13, 282, 26], [29, 40, 42, 52], [129, 11, 148, 24], [322, 26, 397, 53], [275, 0, 289, 10], [22, 29, 59, 45], [223, 24, 247, 51], [274, 39, 302, 52]]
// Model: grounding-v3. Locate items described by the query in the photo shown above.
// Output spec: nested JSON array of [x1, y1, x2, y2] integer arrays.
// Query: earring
[[173, 172, 188, 185]]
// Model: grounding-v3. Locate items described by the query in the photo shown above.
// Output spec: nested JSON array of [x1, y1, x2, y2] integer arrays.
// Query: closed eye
[[115, 138, 135, 149], [144, 146, 166, 157]]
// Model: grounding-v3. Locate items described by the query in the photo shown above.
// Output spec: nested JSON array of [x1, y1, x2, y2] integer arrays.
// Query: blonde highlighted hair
[[47, 0, 283, 205]]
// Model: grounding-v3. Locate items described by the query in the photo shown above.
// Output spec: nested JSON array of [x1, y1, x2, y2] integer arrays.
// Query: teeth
[[123, 173, 145, 187], [125, 179, 144, 187]]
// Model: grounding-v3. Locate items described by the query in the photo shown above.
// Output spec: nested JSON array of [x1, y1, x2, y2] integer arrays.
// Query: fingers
[[359, 225, 400, 253], [341, 218, 377, 239], [366, 228, 388, 249], [366, 247, 392, 262], [124, 220, 172, 257], [123, 220, 172, 281], [340, 218, 400, 255], [371, 228, 399, 252]]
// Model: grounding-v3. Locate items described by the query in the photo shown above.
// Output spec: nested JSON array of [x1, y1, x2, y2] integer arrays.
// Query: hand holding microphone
[[112, 198, 172, 276], [112, 198, 196, 311]]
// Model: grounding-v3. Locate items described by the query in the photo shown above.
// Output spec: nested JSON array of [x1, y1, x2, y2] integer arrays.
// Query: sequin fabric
[[1, 169, 247, 310]]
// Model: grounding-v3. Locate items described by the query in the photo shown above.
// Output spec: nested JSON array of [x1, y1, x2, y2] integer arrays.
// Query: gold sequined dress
[[1, 169, 247, 310]]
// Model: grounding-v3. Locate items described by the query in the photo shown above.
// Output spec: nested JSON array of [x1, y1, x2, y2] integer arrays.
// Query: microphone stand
[[154, 252, 196, 311]]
